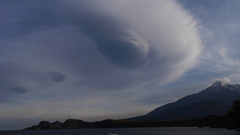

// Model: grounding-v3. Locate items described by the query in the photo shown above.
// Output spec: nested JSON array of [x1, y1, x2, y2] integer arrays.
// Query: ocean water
[[0, 127, 238, 135]]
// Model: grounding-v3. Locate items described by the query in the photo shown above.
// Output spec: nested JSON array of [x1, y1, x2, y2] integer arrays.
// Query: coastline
[[24, 99, 240, 131], [23, 115, 231, 130]]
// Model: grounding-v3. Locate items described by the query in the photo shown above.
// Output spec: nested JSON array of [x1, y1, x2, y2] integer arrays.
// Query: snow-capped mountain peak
[[208, 81, 240, 92], [210, 81, 228, 88]]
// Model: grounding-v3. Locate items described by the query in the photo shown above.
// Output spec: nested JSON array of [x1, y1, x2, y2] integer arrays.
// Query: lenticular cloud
[[0, 0, 203, 94], [59, 0, 203, 89]]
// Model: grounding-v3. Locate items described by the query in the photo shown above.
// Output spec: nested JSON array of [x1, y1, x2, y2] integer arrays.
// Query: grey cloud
[[2, 0, 240, 130], [94, 31, 150, 68], [0, 0, 202, 95], [0, 0, 206, 128], [40, 0, 202, 91], [10, 87, 29, 94], [47, 72, 67, 83], [62, 6, 150, 68], [0, 63, 66, 98], [0, 0, 60, 40]]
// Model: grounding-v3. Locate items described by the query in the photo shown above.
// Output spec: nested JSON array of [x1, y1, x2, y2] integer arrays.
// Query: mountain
[[25, 99, 240, 130], [149, 100, 230, 120], [129, 81, 240, 120]]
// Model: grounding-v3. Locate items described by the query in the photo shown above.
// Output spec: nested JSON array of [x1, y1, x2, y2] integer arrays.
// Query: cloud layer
[[61, 0, 202, 89], [0, 0, 203, 130], [0, 0, 202, 94]]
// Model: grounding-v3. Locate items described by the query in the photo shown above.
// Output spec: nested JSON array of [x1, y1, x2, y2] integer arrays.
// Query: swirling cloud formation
[[0, 0, 202, 94]]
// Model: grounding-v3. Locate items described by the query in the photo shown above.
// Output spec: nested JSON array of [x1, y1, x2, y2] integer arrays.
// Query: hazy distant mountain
[[129, 81, 240, 120]]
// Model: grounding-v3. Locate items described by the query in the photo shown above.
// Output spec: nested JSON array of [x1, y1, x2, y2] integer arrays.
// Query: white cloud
[[0, 0, 203, 92], [0, 0, 203, 130], [215, 78, 232, 84], [56, 0, 203, 88]]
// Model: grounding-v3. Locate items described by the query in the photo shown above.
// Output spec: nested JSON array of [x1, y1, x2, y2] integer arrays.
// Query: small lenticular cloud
[[10, 87, 29, 94], [47, 72, 67, 83]]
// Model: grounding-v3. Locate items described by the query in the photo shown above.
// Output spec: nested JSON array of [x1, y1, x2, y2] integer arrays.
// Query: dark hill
[[151, 100, 230, 120], [129, 81, 240, 120]]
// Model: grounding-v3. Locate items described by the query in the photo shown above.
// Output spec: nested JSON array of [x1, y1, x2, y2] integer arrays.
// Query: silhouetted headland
[[23, 99, 240, 130], [24, 81, 240, 130]]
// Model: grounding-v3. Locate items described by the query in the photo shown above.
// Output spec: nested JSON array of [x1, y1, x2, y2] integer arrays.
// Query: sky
[[1, 0, 240, 130]]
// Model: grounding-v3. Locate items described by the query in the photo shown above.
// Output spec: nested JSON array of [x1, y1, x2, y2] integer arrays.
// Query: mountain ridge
[[24, 99, 240, 130], [24, 81, 240, 130], [128, 81, 240, 120]]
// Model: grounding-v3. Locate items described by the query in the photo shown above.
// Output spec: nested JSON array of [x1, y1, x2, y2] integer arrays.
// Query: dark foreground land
[[24, 115, 230, 130], [24, 99, 240, 130]]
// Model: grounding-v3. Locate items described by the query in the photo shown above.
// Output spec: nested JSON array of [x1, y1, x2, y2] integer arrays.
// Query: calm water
[[0, 127, 238, 135]]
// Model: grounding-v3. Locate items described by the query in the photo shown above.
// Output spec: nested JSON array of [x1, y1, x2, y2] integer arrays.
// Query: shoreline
[[23, 115, 233, 130]]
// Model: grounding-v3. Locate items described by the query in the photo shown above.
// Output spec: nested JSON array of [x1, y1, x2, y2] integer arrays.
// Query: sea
[[0, 127, 238, 135]]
